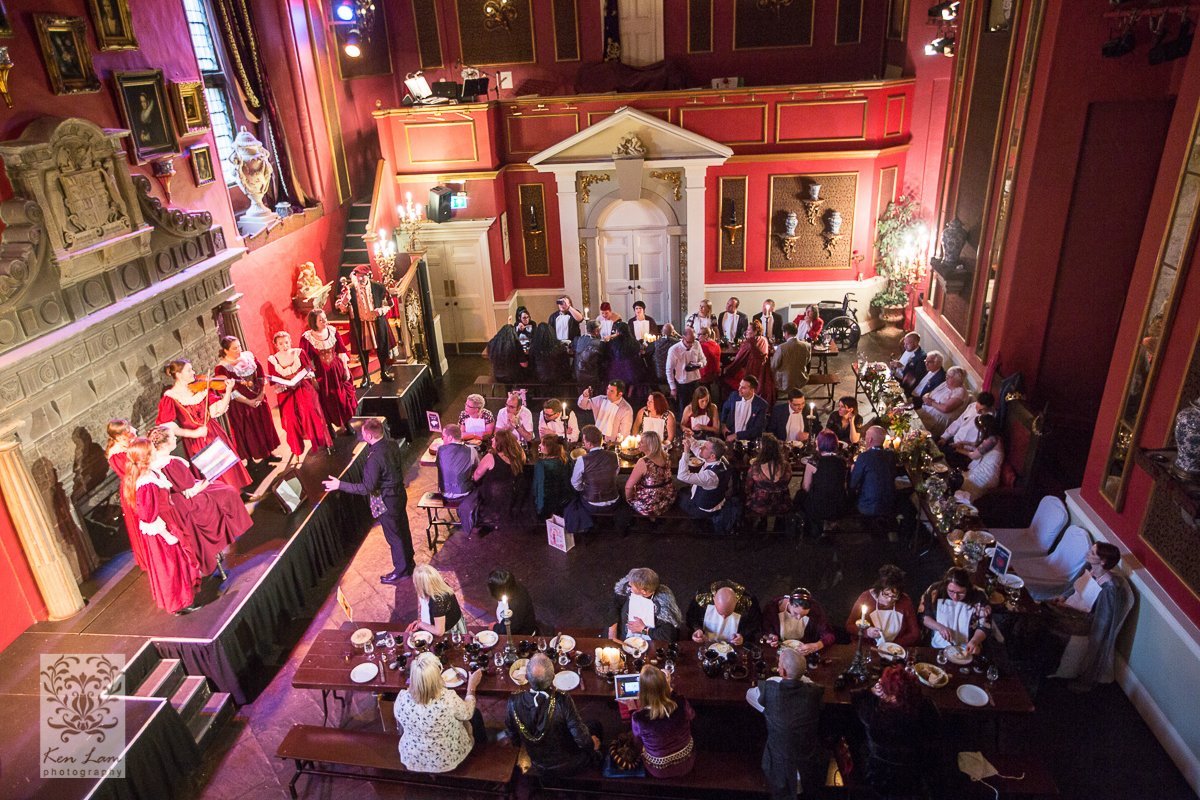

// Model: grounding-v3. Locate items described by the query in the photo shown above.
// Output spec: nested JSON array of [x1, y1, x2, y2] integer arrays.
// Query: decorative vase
[[825, 209, 843, 235], [806, 182, 822, 201], [229, 125, 279, 234], [784, 210, 799, 237], [879, 304, 906, 326], [1176, 397, 1200, 473], [939, 218, 967, 265]]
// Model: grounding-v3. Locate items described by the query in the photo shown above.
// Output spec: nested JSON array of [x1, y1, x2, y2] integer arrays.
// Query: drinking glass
[[493, 651, 505, 672], [558, 651, 571, 667], [986, 665, 1000, 684], [451, 630, 463, 647], [363, 640, 375, 657], [664, 660, 676, 681], [382, 632, 396, 651], [935, 649, 948, 666], [537, 637, 548, 653]]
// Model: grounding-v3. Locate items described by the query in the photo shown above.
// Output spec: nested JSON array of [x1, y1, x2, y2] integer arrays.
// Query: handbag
[[369, 493, 387, 519]]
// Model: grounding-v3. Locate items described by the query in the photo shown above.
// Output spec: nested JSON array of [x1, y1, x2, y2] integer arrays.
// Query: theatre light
[[925, 35, 955, 57], [343, 29, 363, 59], [334, 1, 356, 22], [928, 1, 959, 21]]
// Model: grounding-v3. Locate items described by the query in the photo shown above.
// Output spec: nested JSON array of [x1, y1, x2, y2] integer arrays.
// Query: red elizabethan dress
[[156, 391, 252, 490], [213, 352, 281, 461], [134, 471, 202, 613], [301, 327, 358, 429], [268, 349, 333, 456], [158, 455, 252, 575], [106, 448, 150, 572]]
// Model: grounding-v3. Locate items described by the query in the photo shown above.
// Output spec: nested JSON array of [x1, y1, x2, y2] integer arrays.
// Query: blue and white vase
[[1176, 397, 1200, 473], [784, 211, 799, 237]]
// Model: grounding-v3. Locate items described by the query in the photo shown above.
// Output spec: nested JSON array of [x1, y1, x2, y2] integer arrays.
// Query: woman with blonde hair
[[407, 564, 467, 636], [122, 437, 202, 614], [466, 428, 528, 535], [625, 431, 675, 519], [630, 664, 695, 778], [105, 419, 150, 571], [394, 651, 485, 772]]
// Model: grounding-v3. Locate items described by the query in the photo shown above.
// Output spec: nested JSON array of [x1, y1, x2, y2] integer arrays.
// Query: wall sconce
[[801, 182, 824, 226], [397, 192, 426, 252], [525, 203, 542, 250], [927, 1, 959, 21], [343, 29, 363, 58], [924, 33, 956, 57], [0, 48, 12, 109], [484, 0, 518, 32], [152, 157, 176, 204], [721, 198, 743, 246]]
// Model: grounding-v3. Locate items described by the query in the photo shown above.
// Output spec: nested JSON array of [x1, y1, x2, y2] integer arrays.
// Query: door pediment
[[528, 107, 733, 166]]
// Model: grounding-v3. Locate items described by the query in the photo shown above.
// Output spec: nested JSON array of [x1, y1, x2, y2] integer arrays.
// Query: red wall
[[0, 495, 46, 652], [384, 0, 889, 98]]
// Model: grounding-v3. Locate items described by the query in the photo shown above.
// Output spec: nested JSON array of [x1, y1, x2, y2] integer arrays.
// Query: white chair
[[991, 496, 1068, 558], [1018, 525, 1091, 601]]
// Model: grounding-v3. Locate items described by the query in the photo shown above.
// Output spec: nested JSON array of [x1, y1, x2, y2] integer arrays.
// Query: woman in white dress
[[917, 365, 969, 437], [394, 652, 484, 772], [633, 391, 677, 443]]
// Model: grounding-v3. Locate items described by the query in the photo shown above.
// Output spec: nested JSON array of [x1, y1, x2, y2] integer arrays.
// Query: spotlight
[[925, 35, 955, 57], [343, 29, 362, 58], [334, 1, 356, 22], [1101, 18, 1136, 58], [927, 1, 959, 21]]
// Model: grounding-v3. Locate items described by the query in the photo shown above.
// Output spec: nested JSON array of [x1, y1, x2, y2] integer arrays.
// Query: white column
[[0, 427, 85, 620], [548, 168, 582, 304], [683, 164, 710, 313]]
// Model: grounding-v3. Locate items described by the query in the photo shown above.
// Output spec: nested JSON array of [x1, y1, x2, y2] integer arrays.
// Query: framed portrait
[[113, 70, 180, 164], [87, 0, 137, 51], [170, 80, 211, 137], [34, 15, 101, 95], [0, 2, 13, 38], [189, 144, 216, 186]]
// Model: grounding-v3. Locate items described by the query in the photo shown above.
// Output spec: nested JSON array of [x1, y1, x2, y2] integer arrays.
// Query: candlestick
[[503, 609, 516, 665], [843, 618, 872, 683], [860, 603, 867, 623]]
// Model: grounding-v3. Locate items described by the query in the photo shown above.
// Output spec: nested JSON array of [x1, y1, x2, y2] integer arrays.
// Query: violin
[[187, 376, 229, 393]]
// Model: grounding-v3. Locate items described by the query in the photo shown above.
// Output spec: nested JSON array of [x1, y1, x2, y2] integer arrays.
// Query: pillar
[[216, 294, 247, 346], [683, 165, 710, 311], [0, 427, 85, 620]]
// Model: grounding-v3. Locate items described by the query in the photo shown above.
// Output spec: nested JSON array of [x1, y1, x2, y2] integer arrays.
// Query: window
[[183, 0, 238, 185]]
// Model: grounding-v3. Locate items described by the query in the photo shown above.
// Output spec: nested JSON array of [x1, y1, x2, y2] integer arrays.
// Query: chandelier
[[484, 0, 518, 32]]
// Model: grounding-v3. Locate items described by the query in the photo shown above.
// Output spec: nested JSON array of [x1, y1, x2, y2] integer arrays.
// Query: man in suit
[[850, 425, 896, 518], [769, 387, 817, 443], [717, 296, 748, 343], [322, 417, 413, 583], [907, 351, 946, 406], [549, 294, 584, 342], [754, 299, 785, 345], [890, 331, 925, 383], [721, 376, 770, 441], [769, 322, 811, 395], [755, 647, 825, 799]]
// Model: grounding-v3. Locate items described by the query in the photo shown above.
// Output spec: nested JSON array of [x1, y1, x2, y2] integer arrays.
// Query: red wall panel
[[776, 100, 868, 144], [678, 104, 769, 146], [505, 114, 582, 156]]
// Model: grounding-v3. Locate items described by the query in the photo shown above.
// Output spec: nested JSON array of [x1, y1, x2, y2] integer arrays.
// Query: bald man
[[685, 579, 762, 646], [755, 646, 825, 800]]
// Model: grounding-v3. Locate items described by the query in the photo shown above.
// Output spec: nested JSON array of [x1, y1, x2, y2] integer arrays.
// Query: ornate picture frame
[[113, 69, 180, 164], [87, 0, 138, 51], [189, 144, 216, 186], [0, 2, 13, 38], [34, 15, 101, 95], [170, 80, 211, 137]]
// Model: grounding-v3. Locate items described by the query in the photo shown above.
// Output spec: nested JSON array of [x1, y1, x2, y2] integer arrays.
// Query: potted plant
[[871, 194, 928, 327]]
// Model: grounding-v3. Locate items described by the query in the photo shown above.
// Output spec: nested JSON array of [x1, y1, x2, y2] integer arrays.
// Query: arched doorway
[[596, 199, 671, 322]]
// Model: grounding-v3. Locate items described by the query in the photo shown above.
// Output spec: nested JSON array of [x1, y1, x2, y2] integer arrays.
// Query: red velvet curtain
[[211, 0, 310, 208]]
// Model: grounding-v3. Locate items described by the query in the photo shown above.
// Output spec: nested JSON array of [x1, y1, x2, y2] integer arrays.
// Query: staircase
[[331, 200, 373, 381], [130, 655, 235, 753]]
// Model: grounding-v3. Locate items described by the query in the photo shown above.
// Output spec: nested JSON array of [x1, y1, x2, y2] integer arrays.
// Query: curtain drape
[[603, 0, 622, 62], [211, 0, 310, 209]]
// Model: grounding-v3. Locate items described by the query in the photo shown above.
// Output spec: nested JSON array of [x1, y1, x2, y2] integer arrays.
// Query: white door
[[424, 241, 490, 349], [599, 228, 669, 321], [618, 0, 663, 67]]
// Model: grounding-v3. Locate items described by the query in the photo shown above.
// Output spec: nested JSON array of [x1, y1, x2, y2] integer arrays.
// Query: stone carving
[[0, 198, 43, 306], [229, 126, 278, 235], [578, 172, 610, 204], [295, 260, 332, 309], [132, 174, 213, 236], [650, 169, 682, 201], [613, 132, 647, 158], [1177, 397, 1200, 474]]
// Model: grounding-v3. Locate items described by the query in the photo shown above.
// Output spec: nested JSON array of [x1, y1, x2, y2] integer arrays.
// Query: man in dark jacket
[[653, 323, 680, 384], [757, 647, 825, 799], [849, 425, 896, 518], [505, 654, 601, 775], [686, 580, 762, 646], [573, 320, 606, 394], [322, 417, 412, 583]]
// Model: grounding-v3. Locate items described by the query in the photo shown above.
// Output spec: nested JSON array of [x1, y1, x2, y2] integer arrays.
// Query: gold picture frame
[[170, 80, 211, 137], [0, 2, 14, 38], [189, 144, 216, 186], [87, 0, 138, 51], [34, 15, 101, 95], [113, 69, 180, 164]]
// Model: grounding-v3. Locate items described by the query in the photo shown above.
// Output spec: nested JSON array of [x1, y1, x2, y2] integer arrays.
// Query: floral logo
[[40, 654, 126, 779]]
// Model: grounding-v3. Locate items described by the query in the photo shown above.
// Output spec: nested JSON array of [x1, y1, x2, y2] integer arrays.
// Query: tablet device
[[989, 542, 1012, 577], [613, 673, 640, 701]]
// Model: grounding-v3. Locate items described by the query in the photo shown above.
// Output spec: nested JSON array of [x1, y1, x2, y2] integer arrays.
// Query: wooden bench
[[276, 724, 517, 798], [805, 374, 841, 408], [540, 750, 767, 798], [417, 491, 463, 553]]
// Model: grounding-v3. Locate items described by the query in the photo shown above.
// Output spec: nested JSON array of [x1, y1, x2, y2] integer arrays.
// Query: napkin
[[958, 752, 1024, 799]]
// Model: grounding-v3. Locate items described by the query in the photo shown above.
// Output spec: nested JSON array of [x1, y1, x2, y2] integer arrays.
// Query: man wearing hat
[[338, 264, 395, 387]]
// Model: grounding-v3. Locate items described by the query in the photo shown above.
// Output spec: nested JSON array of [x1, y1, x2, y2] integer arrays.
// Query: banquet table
[[293, 624, 1033, 723]]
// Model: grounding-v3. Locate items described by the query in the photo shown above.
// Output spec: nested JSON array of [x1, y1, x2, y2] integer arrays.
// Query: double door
[[599, 227, 670, 322], [424, 239, 490, 350]]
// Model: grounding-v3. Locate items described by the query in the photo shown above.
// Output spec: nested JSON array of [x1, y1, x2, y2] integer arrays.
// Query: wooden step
[[188, 691, 234, 749], [170, 674, 212, 723], [132, 658, 184, 699]]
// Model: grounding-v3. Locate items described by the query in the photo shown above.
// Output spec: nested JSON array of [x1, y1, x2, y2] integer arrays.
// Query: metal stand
[[844, 620, 872, 683], [502, 610, 517, 665]]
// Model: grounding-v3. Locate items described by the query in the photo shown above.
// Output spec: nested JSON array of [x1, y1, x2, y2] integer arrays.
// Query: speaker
[[428, 186, 453, 223]]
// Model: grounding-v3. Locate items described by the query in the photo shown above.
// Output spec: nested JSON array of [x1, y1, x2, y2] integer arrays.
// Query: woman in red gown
[[300, 310, 357, 434], [214, 335, 281, 464], [105, 419, 150, 572], [122, 438, 202, 614], [267, 330, 333, 465], [157, 359, 252, 490], [722, 320, 777, 405], [149, 426, 252, 576]]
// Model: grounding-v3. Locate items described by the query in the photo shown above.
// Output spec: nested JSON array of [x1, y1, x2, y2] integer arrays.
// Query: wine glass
[[363, 640, 375, 657], [493, 650, 505, 673], [537, 637, 548, 654], [986, 664, 1000, 684], [382, 632, 396, 651], [451, 630, 463, 647], [663, 660, 676, 681], [935, 649, 948, 666], [558, 651, 571, 668]]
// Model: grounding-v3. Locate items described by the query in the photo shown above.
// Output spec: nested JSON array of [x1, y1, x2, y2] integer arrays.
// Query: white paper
[[464, 417, 486, 436], [191, 437, 239, 481], [627, 594, 655, 630], [1064, 573, 1103, 614]]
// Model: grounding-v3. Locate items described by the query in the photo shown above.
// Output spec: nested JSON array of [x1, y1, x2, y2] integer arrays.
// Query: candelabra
[[502, 609, 517, 665], [843, 618, 872, 683], [373, 230, 399, 287], [397, 192, 427, 253]]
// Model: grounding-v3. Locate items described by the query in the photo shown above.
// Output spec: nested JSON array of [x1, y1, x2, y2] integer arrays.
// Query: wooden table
[[293, 625, 1033, 723]]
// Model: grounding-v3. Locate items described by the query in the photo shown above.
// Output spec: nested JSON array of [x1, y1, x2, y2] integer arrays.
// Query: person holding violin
[[267, 330, 333, 466], [214, 335, 281, 466], [157, 359, 252, 491], [300, 309, 357, 436], [105, 419, 150, 572]]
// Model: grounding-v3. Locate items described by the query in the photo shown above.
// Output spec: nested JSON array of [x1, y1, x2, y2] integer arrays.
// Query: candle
[[860, 604, 868, 623], [808, 402, 815, 416], [405, 191, 412, 204], [584, 306, 590, 319], [562, 401, 568, 417], [499, 594, 510, 618]]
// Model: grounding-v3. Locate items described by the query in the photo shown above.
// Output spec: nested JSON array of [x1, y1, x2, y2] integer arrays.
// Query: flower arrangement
[[871, 194, 929, 310]]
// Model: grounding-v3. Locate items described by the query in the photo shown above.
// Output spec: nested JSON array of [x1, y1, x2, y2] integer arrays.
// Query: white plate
[[709, 641, 734, 655], [510, 658, 529, 686], [475, 630, 499, 648], [623, 637, 649, 656], [442, 667, 467, 688], [550, 635, 576, 653], [781, 639, 803, 651], [553, 671, 580, 691], [408, 631, 433, 648], [914, 663, 949, 688], [957, 684, 990, 707], [350, 662, 379, 683], [876, 642, 907, 661], [944, 646, 973, 665], [998, 573, 1024, 589]]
